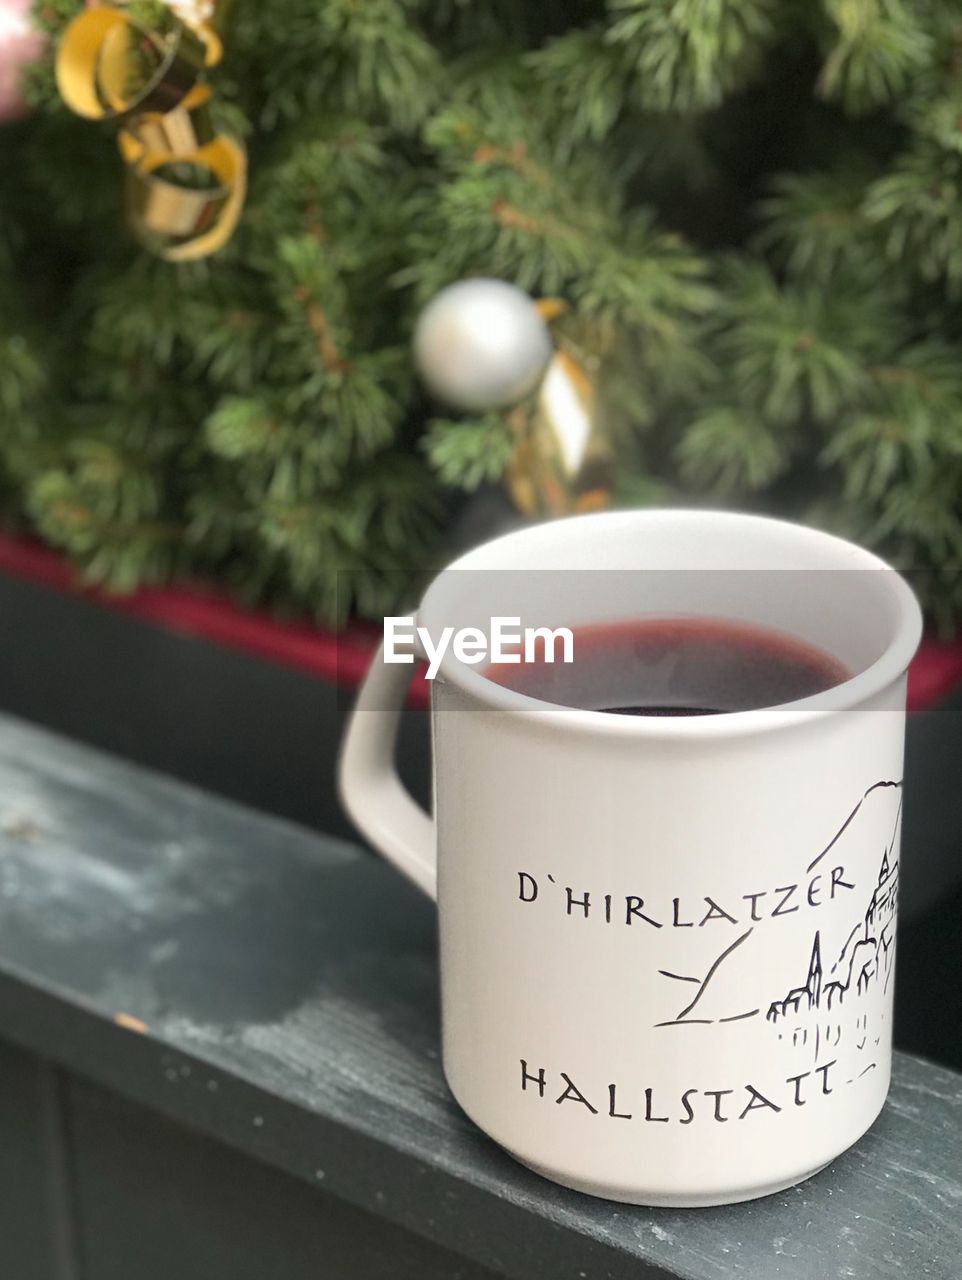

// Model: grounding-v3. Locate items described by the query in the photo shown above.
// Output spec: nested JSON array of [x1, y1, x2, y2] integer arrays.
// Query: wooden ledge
[[0, 714, 957, 1279]]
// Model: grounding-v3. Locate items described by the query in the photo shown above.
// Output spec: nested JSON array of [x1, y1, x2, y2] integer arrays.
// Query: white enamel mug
[[339, 510, 923, 1207]]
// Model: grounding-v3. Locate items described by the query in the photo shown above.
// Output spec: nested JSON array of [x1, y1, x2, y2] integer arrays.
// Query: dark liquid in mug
[[484, 618, 849, 715]]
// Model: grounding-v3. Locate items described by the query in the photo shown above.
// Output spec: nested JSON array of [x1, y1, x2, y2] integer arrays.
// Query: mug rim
[[417, 508, 924, 738]]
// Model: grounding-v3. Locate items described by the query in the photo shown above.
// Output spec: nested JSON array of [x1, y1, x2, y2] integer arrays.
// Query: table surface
[[0, 712, 957, 1280]]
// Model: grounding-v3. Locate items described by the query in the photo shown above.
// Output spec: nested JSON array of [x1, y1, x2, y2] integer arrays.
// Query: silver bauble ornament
[[414, 278, 554, 413]]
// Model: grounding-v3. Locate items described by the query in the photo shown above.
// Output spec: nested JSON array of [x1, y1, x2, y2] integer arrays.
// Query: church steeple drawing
[[767, 931, 824, 1021], [806, 933, 823, 1004]]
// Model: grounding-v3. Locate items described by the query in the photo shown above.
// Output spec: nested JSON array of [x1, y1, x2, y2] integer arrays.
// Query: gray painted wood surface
[[65, 1074, 499, 1280], [0, 712, 956, 1279]]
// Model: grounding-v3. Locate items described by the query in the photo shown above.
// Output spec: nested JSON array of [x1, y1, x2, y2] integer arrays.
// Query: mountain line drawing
[[805, 779, 902, 875], [653, 779, 903, 1045]]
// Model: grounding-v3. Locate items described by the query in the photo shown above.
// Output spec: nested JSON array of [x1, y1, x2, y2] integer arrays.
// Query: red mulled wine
[[484, 618, 849, 715]]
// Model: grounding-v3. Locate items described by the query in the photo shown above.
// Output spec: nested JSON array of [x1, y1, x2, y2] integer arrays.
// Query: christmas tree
[[2, 0, 959, 625]]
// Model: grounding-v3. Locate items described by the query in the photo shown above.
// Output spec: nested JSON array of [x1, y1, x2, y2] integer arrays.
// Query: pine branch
[[864, 141, 962, 291], [6, 0, 962, 629], [423, 415, 516, 489], [817, 0, 934, 114], [677, 406, 787, 491], [607, 0, 780, 112], [757, 169, 885, 285]]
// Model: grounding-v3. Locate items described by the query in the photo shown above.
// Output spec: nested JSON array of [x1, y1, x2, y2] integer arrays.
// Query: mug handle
[[338, 643, 437, 900]]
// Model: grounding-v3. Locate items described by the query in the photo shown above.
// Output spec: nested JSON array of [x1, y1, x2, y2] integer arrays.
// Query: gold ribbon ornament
[[505, 344, 615, 517], [55, 1, 245, 261], [502, 302, 614, 517]]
